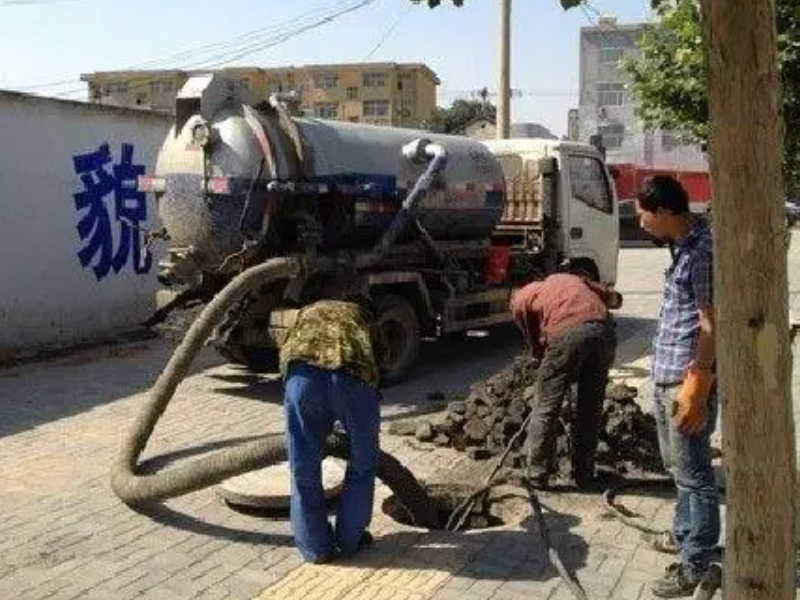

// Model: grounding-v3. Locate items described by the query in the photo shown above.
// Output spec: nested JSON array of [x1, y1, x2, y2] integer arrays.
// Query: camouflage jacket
[[279, 300, 379, 387]]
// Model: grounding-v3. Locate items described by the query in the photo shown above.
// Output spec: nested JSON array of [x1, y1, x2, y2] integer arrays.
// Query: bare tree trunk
[[703, 1, 796, 598]]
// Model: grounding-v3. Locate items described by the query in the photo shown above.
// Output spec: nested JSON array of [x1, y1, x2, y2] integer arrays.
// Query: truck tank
[[146, 74, 505, 283]]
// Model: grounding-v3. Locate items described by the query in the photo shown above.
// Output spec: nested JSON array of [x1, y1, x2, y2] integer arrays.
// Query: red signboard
[[610, 163, 712, 211]]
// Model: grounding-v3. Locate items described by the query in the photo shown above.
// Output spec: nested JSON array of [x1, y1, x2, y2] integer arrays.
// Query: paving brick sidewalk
[[6, 233, 800, 600], [0, 332, 720, 600]]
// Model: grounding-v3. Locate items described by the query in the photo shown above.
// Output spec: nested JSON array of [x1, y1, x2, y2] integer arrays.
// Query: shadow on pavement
[[0, 340, 225, 440], [129, 501, 295, 547], [345, 512, 588, 585]]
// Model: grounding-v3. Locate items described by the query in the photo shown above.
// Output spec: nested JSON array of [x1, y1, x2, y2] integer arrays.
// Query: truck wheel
[[374, 294, 421, 385], [215, 343, 279, 373]]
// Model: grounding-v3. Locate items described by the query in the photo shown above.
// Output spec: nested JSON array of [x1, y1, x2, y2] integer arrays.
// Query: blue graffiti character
[[73, 143, 152, 280]]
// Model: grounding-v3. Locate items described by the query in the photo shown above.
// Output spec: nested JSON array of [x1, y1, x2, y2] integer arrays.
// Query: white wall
[[0, 91, 171, 357]]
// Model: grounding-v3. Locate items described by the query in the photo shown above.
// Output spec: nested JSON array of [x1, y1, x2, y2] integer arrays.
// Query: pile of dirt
[[390, 356, 664, 479]]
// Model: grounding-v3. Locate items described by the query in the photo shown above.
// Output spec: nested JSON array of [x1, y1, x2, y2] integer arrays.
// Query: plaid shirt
[[652, 218, 713, 384]]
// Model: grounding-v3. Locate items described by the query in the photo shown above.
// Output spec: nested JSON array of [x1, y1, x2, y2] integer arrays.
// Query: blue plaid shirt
[[652, 218, 713, 384]]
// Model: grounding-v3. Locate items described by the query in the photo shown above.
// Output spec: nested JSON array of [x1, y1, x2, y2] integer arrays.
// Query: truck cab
[[482, 138, 619, 287]]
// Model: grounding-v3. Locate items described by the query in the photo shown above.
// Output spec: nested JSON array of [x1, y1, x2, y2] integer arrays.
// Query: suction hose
[[110, 256, 440, 528]]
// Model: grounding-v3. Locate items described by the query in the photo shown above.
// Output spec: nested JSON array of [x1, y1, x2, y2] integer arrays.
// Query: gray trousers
[[526, 320, 616, 483]]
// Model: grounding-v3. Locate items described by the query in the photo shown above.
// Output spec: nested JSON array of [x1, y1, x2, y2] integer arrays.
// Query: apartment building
[[574, 16, 707, 170], [80, 62, 439, 129]]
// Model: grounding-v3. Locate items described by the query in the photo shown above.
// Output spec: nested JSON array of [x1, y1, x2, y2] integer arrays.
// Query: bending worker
[[510, 270, 619, 489], [279, 299, 381, 563]]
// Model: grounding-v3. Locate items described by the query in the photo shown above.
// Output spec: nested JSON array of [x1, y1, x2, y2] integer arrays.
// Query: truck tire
[[374, 294, 421, 385], [215, 343, 279, 373]]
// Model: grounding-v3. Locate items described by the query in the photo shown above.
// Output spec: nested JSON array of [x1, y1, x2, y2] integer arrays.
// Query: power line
[[17, 0, 377, 95], [440, 88, 578, 98], [48, 0, 379, 100], [131, 0, 368, 71], [362, 4, 412, 61], [18, 0, 367, 91]]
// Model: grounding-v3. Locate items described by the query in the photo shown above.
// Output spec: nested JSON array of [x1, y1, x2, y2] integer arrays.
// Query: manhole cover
[[217, 458, 346, 511]]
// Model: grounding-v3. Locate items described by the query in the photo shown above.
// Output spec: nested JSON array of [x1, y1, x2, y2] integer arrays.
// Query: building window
[[363, 99, 389, 117], [346, 87, 359, 99], [599, 47, 624, 65], [108, 81, 129, 94], [315, 102, 338, 119], [239, 78, 250, 89], [399, 99, 414, 118], [598, 122, 624, 148], [314, 74, 338, 89], [363, 72, 386, 87], [149, 80, 173, 94], [596, 82, 624, 106]]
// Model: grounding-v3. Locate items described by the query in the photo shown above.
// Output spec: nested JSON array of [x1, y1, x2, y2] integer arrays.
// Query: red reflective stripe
[[208, 177, 231, 194], [136, 175, 165, 192]]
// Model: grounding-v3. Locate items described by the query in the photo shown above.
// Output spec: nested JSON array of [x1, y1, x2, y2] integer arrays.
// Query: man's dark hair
[[637, 175, 690, 215]]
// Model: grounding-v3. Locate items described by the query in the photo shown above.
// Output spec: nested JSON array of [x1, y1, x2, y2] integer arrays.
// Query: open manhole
[[382, 483, 506, 531]]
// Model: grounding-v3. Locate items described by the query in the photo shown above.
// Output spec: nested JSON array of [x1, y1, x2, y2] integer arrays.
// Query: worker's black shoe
[[309, 553, 335, 565], [650, 563, 701, 597], [359, 531, 374, 549]]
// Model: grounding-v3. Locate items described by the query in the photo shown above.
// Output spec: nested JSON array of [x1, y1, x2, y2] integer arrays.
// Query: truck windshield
[[568, 155, 612, 214]]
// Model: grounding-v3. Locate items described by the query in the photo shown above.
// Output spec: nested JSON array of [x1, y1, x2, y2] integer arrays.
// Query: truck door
[[562, 153, 619, 285]]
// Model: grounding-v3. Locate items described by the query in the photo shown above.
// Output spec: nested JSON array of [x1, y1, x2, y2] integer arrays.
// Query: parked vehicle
[[139, 75, 620, 380]]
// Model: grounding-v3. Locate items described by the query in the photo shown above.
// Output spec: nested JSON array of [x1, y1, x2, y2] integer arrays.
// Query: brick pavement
[[0, 338, 697, 600], [2, 240, 799, 599]]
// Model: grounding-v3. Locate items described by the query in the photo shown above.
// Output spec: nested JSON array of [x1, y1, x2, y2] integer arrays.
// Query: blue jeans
[[653, 383, 720, 578], [284, 362, 381, 562]]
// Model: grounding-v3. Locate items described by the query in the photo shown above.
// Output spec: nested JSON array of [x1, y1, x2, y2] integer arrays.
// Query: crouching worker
[[279, 300, 381, 563], [510, 271, 620, 489]]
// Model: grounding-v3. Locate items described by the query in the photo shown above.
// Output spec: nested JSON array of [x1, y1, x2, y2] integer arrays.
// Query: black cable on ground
[[524, 480, 590, 600], [602, 479, 675, 536]]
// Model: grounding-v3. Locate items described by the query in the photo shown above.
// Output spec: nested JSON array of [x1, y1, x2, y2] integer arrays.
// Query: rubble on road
[[389, 356, 664, 479]]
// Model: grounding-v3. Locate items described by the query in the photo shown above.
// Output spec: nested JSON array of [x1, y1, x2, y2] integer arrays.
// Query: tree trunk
[[703, 1, 796, 598]]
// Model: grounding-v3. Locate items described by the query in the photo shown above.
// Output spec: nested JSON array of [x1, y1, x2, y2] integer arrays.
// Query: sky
[[0, 0, 653, 137]]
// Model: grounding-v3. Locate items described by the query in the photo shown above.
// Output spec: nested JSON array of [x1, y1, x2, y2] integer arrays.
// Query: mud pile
[[391, 356, 664, 478]]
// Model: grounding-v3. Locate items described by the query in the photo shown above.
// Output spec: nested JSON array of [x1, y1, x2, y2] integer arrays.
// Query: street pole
[[702, 0, 796, 598], [497, 0, 511, 139]]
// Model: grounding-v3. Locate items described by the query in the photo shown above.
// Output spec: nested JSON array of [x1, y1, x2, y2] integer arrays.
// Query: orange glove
[[672, 367, 715, 435]]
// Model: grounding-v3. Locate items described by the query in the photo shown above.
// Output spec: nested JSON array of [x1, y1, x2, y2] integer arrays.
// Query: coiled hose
[[111, 256, 439, 529]]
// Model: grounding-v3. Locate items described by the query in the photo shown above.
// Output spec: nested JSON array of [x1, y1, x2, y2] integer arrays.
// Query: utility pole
[[497, 0, 511, 139], [702, 0, 796, 598]]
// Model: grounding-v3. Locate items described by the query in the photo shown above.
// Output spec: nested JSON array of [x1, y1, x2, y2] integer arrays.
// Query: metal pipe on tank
[[367, 139, 448, 264]]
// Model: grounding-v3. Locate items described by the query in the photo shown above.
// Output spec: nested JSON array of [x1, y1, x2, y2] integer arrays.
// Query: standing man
[[279, 299, 381, 564], [510, 270, 619, 490], [636, 176, 718, 598]]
